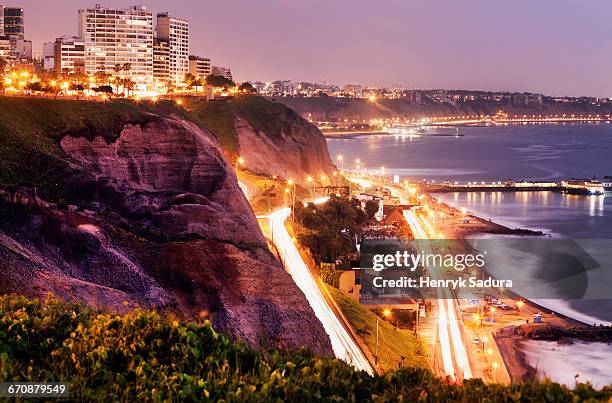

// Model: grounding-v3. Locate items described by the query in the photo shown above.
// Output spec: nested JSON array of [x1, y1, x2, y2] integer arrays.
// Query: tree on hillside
[[0, 59, 6, 93], [93, 85, 113, 94], [122, 79, 135, 97], [364, 199, 379, 220], [206, 74, 234, 89], [95, 71, 112, 86], [239, 82, 256, 93], [184, 73, 203, 94], [26, 82, 44, 93]]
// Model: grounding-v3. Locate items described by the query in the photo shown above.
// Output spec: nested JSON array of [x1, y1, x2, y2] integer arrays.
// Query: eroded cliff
[[0, 98, 332, 355], [185, 96, 337, 184]]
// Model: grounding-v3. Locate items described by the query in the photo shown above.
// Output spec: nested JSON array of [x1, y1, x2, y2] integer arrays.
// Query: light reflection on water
[[435, 191, 610, 239]]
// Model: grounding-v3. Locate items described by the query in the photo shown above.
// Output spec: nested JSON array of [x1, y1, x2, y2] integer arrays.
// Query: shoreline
[[422, 193, 545, 238], [322, 119, 612, 141], [416, 190, 607, 384]]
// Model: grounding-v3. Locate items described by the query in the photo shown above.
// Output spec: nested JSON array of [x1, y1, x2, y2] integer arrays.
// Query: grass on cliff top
[[184, 95, 295, 158], [1, 294, 610, 402], [325, 284, 430, 373]]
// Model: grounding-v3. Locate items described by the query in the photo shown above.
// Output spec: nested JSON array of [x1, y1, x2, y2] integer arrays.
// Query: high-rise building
[[11, 37, 31, 59], [3, 6, 23, 38], [43, 41, 54, 70], [156, 12, 189, 86], [54, 36, 85, 74], [188, 55, 210, 79], [78, 5, 154, 91], [0, 35, 9, 64], [0, 5, 4, 35], [0, 5, 25, 61], [153, 38, 169, 90], [211, 65, 233, 82]]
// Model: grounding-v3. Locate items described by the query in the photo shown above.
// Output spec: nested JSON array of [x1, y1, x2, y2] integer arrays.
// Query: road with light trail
[[348, 173, 473, 381], [262, 201, 374, 375], [403, 205, 473, 382]]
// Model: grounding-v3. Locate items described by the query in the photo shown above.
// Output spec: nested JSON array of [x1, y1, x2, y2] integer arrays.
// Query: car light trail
[[403, 209, 472, 381], [436, 288, 457, 379], [266, 207, 374, 375]]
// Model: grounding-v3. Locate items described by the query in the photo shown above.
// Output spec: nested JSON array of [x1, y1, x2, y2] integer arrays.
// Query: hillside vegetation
[[183, 95, 302, 157], [325, 285, 429, 373], [1, 295, 610, 402]]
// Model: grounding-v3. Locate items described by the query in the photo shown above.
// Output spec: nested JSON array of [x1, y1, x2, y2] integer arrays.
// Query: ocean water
[[327, 124, 612, 182], [521, 339, 612, 389]]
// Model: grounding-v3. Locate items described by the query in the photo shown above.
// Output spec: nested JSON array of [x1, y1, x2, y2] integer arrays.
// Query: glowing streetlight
[[287, 179, 296, 220], [307, 175, 315, 198], [235, 157, 245, 176]]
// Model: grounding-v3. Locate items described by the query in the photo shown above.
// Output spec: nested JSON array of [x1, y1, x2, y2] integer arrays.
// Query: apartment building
[[188, 55, 210, 79], [0, 35, 9, 63], [43, 41, 54, 70], [153, 37, 169, 89], [156, 12, 189, 86], [54, 36, 85, 74], [211, 65, 233, 82], [78, 4, 154, 91], [2, 6, 23, 38]]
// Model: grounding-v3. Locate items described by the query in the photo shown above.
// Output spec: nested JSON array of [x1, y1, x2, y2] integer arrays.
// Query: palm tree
[[123, 79, 135, 97], [112, 63, 132, 96], [184, 73, 196, 94], [112, 64, 123, 93]]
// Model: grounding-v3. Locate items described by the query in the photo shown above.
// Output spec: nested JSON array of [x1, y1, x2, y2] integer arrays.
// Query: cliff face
[[0, 102, 333, 355], [185, 96, 337, 185], [235, 112, 335, 183]]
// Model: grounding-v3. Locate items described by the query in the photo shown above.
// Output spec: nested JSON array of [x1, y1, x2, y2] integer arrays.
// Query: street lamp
[[307, 176, 314, 198], [236, 157, 245, 176], [376, 309, 392, 367], [288, 179, 296, 220], [491, 361, 499, 382]]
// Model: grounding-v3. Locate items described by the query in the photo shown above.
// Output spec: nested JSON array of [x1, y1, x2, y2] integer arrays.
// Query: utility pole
[[375, 318, 379, 366], [292, 184, 296, 220], [415, 301, 419, 337]]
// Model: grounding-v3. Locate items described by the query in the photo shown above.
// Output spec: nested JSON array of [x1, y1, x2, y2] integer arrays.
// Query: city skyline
[[4, 0, 612, 97]]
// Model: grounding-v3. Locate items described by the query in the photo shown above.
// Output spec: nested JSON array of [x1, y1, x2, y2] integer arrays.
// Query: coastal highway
[[404, 209, 473, 382], [262, 205, 374, 375], [242, 174, 373, 374], [351, 172, 474, 381]]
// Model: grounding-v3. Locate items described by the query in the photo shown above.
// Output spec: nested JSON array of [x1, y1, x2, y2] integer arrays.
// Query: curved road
[[264, 206, 374, 375]]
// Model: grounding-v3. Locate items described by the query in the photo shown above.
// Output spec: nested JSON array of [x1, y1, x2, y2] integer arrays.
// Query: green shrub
[[0, 295, 610, 401], [320, 269, 341, 288]]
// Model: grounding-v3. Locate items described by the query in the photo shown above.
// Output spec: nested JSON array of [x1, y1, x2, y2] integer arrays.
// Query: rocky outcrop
[[0, 115, 333, 355]]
